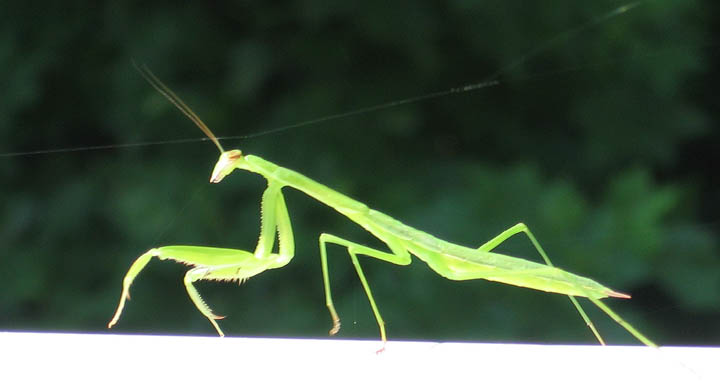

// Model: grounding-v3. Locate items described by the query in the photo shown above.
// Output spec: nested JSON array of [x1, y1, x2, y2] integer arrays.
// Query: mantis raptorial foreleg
[[477, 222, 605, 344], [108, 181, 295, 336], [108, 246, 264, 335], [319, 233, 411, 344], [184, 263, 249, 335], [254, 182, 294, 262]]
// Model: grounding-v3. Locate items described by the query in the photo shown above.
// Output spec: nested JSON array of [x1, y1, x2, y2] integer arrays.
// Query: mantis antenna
[[134, 62, 225, 153]]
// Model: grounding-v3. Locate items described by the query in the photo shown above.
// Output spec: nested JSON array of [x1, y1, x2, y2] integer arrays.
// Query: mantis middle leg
[[319, 233, 411, 345]]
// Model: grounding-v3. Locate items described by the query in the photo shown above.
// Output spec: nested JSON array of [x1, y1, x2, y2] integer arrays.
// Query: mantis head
[[210, 149, 243, 183]]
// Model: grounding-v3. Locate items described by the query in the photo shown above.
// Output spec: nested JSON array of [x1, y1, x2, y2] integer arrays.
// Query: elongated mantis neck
[[214, 150, 369, 216]]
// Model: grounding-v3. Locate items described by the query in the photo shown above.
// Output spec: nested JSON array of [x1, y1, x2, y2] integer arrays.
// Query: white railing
[[1, 332, 717, 391]]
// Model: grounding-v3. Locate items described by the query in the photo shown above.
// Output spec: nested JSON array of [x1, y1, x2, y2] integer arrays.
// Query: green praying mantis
[[108, 66, 656, 348]]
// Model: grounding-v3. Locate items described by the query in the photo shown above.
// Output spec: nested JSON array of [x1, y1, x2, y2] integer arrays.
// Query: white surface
[[0, 332, 717, 391]]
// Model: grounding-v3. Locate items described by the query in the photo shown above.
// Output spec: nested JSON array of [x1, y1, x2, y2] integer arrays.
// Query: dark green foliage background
[[2, 0, 718, 345]]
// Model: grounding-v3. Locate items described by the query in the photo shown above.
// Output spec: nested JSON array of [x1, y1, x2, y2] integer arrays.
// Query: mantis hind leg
[[319, 233, 410, 347], [479, 223, 656, 346], [478, 223, 606, 345]]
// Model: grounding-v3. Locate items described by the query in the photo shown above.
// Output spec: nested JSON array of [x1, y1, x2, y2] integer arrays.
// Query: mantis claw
[[209, 318, 225, 337], [329, 319, 341, 336]]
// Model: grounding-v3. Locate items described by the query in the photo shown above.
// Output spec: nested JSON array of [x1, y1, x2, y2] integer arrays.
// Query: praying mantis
[[108, 66, 656, 348]]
